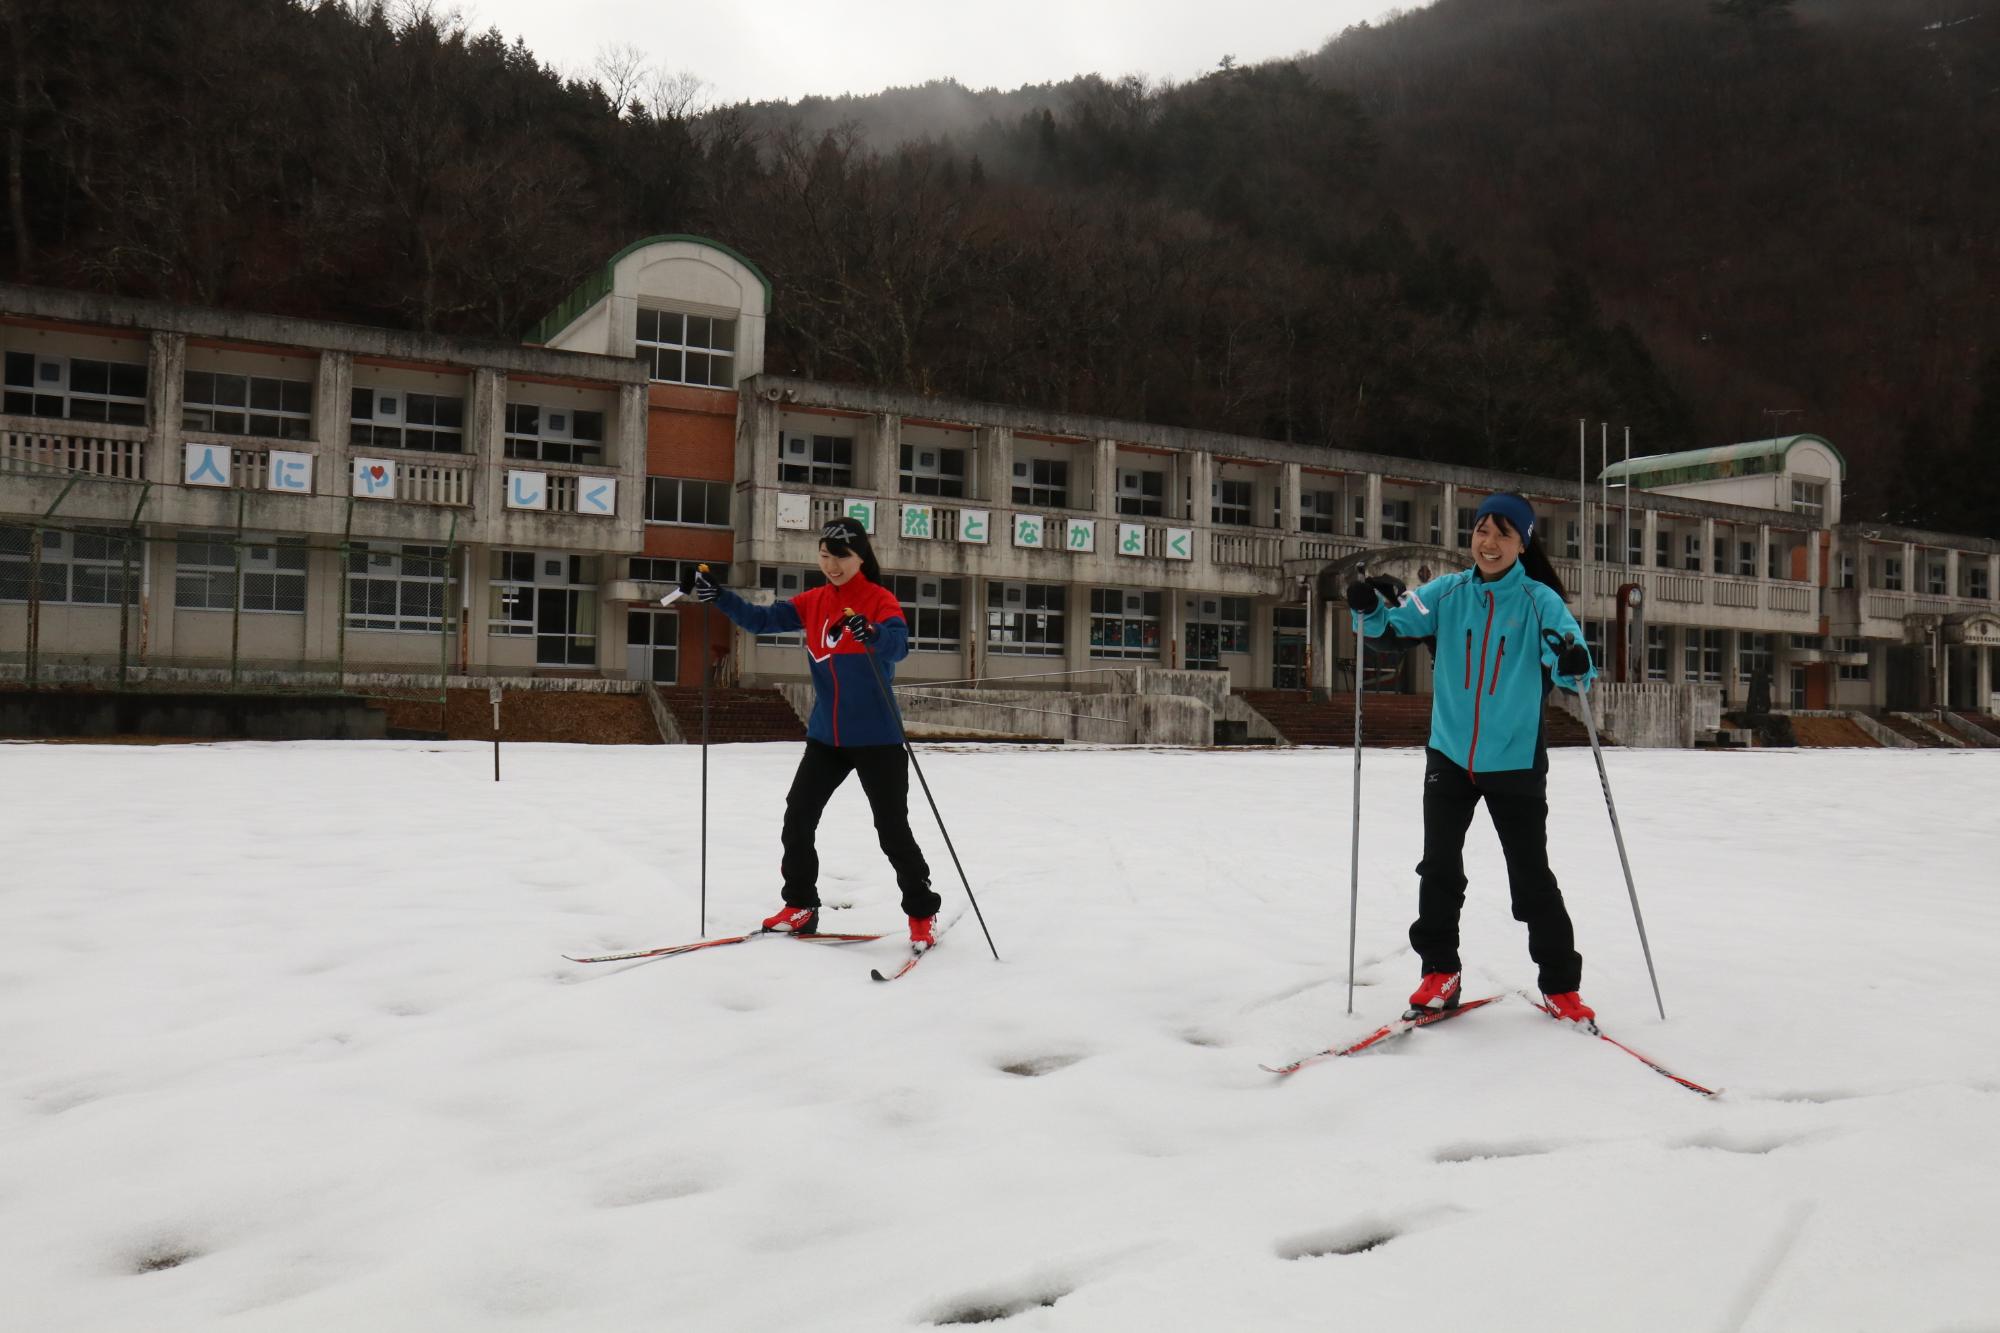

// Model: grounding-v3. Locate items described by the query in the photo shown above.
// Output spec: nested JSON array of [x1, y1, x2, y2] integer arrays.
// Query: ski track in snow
[[1, 740, 1998, 1331]]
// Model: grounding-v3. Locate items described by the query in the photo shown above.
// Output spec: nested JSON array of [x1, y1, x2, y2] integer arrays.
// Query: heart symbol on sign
[[370, 466, 386, 481]]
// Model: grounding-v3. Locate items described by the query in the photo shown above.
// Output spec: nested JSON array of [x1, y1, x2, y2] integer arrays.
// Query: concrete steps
[[656, 687, 806, 744]]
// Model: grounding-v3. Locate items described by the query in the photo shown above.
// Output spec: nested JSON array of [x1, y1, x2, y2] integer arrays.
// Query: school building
[[4, 236, 1997, 744]]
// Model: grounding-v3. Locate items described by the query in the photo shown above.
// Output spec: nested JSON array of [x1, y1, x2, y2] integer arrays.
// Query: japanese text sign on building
[[576, 477, 617, 517], [901, 504, 934, 540], [843, 499, 876, 534], [1165, 528, 1193, 561], [1065, 518, 1095, 553], [958, 509, 990, 545], [1117, 523, 1146, 557], [777, 493, 811, 530], [267, 450, 312, 494], [506, 470, 547, 511], [1013, 514, 1044, 549], [352, 457, 397, 500], [183, 443, 231, 488]]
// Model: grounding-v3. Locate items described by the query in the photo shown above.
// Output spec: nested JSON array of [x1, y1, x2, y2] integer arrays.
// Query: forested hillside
[[3, 0, 1995, 532]]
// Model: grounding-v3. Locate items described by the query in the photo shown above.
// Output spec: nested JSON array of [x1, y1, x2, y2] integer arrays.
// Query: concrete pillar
[[1064, 579, 1091, 679], [1978, 645, 1992, 710], [1281, 462, 1302, 533], [1901, 541, 1916, 592], [469, 368, 507, 515], [1365, 472, 1383, 542], [315, 351, 352, 495], [1757, 523, 1771, 583], [1162, 591, 1187, 674], [872, 413, 899, 498], [1700, 517, 1716, 575], [1093, 438, 1116, 517], [615, 382, 646, 478], [148, 332, 185, 486], [1807, 529, 1822, 590], [1440, 482, 1458, 549], [1643, 507, 1660, 571], [1184, 451, 1212, 524], [1945, 549, 1960, 600], [977, 427, 1014, 508]]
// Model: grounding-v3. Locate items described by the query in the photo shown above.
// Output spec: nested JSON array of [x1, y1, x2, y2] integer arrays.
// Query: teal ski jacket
[[1352, 560, 1594, 776]]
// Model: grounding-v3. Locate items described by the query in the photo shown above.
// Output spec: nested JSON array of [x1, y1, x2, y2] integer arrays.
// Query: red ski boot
[[908, 914, 937, 950], [761, 904, 819, 935], [1542, 991, 1597, 1029], [1406, 971, 1462, 1017]]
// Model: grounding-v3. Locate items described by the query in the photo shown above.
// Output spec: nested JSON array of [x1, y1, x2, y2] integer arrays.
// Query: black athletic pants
[[1411, 747, 1583, 994], [781, 739, 941, 918]]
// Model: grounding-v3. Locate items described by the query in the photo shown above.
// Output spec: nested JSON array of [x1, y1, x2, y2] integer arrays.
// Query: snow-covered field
[[3, 739, 1998, 1332]]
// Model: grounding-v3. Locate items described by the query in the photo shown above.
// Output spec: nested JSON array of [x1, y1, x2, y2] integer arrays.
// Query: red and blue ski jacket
[[711, 574, 909, 747]]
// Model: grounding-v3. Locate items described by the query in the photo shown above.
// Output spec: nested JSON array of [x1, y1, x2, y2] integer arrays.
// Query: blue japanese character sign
[[183, 443, 231, 488], [506, 469, 548, 511], [267, 450, 313, 494], [352, 457, 397, 499]]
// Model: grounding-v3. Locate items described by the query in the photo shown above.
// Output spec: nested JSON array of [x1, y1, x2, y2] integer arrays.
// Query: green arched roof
[[524, 234, 772, 346], [1599, 434, 1845, 487]]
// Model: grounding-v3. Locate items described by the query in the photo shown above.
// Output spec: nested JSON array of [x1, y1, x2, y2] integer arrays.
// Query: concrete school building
[[4, 234, 1998, 740]]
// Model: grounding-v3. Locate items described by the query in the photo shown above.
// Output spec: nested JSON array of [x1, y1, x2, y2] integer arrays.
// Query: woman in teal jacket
[[1347, 492, 1600, 1026]]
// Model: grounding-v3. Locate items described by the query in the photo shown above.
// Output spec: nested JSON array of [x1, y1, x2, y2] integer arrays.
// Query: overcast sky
[[457, 0, 1417, 106]]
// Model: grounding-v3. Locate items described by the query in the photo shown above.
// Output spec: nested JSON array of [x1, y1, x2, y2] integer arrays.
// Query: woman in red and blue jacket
[[688, 519, 942, 947], [1346, 492, 1600, 1027]]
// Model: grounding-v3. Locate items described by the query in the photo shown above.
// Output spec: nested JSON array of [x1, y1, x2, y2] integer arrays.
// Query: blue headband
[[1473, 494, 1535, 540]]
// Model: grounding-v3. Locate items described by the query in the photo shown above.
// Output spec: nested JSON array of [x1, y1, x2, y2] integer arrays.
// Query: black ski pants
[[781, 739, 940, 918], [1411, 747, 1583, 995]]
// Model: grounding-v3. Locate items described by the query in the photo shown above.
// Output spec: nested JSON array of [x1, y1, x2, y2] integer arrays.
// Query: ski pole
[[1348, 565, 1367, 1016], [699, 565, 712, 939], [847, 607, 1001, 961], [1553, 631, 1666, 1020]]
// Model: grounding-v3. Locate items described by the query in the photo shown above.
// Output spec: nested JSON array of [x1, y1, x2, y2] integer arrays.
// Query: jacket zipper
[[1488, 636, 1507, 696], [1466, 591, 1496, 776], [1463, 629, 1472, 690], [829, 611, 843, 745]]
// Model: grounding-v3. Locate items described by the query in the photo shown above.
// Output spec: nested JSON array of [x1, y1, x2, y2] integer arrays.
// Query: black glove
[[838, 611, 878, 645], [1343, 574, 1407, 614], [684, 567, 719, 604], [1556, 640, 1592, 676]]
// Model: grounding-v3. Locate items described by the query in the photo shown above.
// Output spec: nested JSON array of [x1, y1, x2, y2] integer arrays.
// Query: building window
[[1738, 631, 1773, 683], [1381, 499, 1412, 542], [1684, 533, 1702, 572], [3, 352, 148, 424], [645, 476, 732, 527], [1566, 521, 1581, 560], [1925, 561, 1947, 596], [627, 609, 680, 683], [1646, 624, 1669, 682], [778, 432, 854, 487], [1013, 458, 1070, 510], [183, 371, 311, 440], [887, 574, 964, 652], [1457, 506, 1477, 547], [899, 445, 966, 498], [1428, 505, 1443, 546], [637, 308, 735, 388], [987, 581, 1065, 656], [1088, 588, 1161, 660], [1627, 527, 1644, 565], [1118, 469, 1167, 518], [1836, 637, 1870, 681], [488, 551, 597, 665], [1736, 541, 1756, 578], [1968, 565, 1990, 600], [0, 525, 139, 604], [350, 388, 463, 452], [346, 542, 449, 632], [630, 556, 730, 588], [1879, 556, 1903, 592], [1300, 490, 1339, 535], [1655, 530, 1671, 568], [1211, 479, 1254, 527], [754, 566, 828, 645], [1838, 553, 1855, 588], [1683, 628, 1723, 683], [1791, 480, 1825, 524], [1352, 494, 1368, 534], [175, 533, 307, 613], [504, 403, 605, 464], [1184, 594, 1251, 670]]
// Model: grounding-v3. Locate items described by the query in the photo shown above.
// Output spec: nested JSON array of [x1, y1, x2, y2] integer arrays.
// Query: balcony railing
[[1, 421, 147, 480]]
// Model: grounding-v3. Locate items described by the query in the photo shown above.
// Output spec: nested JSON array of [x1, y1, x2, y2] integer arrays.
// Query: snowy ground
[[3, 739, 1998, 1332]]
